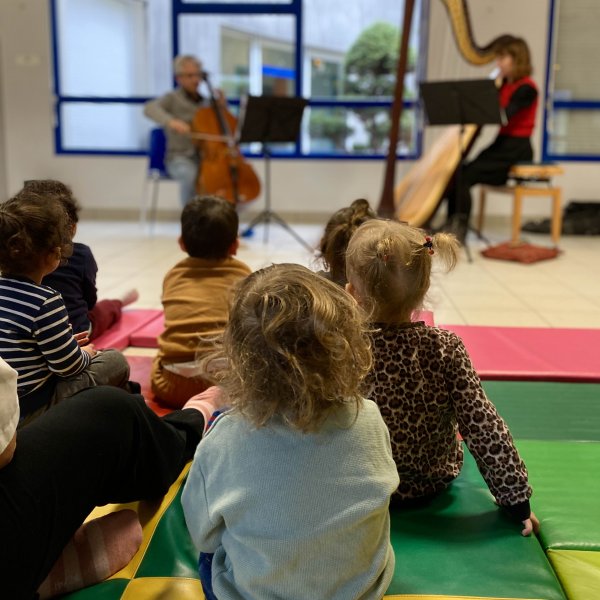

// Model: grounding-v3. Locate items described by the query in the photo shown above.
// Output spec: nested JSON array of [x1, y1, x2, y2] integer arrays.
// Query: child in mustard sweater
[[151, 195, 251, 407]]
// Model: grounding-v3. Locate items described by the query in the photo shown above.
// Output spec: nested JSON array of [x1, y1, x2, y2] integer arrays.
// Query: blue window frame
[[50, 0, 427, 159]]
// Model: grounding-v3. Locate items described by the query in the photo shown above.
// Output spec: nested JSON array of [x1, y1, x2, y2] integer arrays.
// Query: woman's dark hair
[[496, 36, 533, 79]]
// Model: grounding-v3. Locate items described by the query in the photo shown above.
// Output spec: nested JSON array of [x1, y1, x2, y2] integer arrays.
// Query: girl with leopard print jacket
[[346, 219, 539, 537]]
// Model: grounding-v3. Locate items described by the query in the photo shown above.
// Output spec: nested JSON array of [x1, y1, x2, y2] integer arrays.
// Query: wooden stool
[[477, 163, 565, 246]]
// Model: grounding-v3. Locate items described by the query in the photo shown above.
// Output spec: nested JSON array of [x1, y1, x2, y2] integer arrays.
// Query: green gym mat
[[386, 450, 565, 600], [516, 439, 600, 552], [482, 381, 600, 442], [64, 447, 566, 600], [65, 381, 600, 599]]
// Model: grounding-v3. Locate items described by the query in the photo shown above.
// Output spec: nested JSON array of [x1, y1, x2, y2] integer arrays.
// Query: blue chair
[[140, 127, 171, 225]]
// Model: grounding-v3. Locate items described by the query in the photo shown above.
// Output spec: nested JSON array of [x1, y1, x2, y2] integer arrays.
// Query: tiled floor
[[80, 216, 600, 329]]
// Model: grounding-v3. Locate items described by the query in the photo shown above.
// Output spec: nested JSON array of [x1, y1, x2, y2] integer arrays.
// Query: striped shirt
[[0, 275, 91, 414]]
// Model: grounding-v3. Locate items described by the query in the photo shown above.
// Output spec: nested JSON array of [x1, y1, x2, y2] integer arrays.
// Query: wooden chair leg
[[551, 187, 562, 246], [477, 187, 486, 234], [511, 187, 523, 244]]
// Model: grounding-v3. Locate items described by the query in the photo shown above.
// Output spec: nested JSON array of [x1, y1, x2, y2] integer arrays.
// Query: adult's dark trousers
[[446, 135, 533, 219], [0, 386, 204, 599]]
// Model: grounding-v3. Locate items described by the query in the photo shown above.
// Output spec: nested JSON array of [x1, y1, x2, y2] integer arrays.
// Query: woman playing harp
[[388, 1, 537, 241], [440, 37, 539, 241]]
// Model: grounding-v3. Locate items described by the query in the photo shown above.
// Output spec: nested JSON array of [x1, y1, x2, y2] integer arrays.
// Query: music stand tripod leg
[[241, 208, 312, 252], [269, 211, 314, 252], [463, 240, 473, 263], [236, 95, 313, 252], [471, 224, 490, 245], [240, 145, 312, 252]]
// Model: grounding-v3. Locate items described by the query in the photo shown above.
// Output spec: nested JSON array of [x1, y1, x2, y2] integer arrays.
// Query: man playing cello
[[144, 55, 220, 207], [144, 54, 259, 207]]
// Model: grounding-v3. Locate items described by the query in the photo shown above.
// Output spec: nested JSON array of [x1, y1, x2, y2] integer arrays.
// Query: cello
[[378, 0, 512, 226], [191, 73, 261, 205]]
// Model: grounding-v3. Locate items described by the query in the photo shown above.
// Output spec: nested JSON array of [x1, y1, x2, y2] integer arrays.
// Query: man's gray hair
[[173, 55, 202, 75]]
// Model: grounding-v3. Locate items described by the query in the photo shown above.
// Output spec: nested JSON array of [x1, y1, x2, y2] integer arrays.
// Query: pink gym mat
[[129, 310, 434, 349], [92, 309, 163, 351], [129, 313, 164, 348], [440, 324, 600, 382], [413, 310, 434, 326]]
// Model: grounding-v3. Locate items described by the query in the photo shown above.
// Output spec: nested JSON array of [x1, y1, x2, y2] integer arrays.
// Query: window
[[543, 0, 600, 160], [51, 0, 426, 158]]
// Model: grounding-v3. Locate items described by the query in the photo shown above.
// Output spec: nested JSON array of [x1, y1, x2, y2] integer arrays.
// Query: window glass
[[221, 30, 251, 97], [305, 107, 417, 155], [56, 0, 148, 96], [182, 0, 291, 4], [262, 45, 295, 96], [309, 56, 343, 98], [60, 103, 150, 151], [548, 109, 600, 156], [178, 14, 295, 98], [552, 0, 600, 100], [302, 0, 421, 101]]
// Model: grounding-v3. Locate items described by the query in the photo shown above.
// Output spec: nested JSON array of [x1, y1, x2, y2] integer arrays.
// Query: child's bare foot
[[120, 289, 139, 307]]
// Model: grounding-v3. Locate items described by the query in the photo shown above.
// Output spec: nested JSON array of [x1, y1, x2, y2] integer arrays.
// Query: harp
[[378, 0, 513, 225]]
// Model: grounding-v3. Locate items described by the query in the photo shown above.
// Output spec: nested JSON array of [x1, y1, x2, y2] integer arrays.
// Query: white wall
[[0, 0, 598, 219]]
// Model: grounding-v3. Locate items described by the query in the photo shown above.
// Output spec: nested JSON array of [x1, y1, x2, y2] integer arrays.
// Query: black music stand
[[236, 95, 311, 251], [420, 79, 503, 260]]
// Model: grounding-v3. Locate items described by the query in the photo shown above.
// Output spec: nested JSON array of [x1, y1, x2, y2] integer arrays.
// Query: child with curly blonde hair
[[182, 263, 398, 600], [346, 219, 538, 536]]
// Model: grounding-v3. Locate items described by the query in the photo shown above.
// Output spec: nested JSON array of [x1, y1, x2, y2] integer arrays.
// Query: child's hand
[[73, 331, 90, 346], [82, 344, 97, 359], [521, 511, 540, 536]]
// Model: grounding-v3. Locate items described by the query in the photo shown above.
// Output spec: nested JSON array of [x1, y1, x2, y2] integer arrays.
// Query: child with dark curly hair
[[0, 193, 131, 423], [17, 180, 140, 341], [182, 263, 398, 600]]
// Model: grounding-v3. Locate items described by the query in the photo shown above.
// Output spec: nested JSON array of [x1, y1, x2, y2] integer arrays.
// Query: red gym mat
[[93, 309, 163, 351], [440, 324, 600, 382], [126, 354, 172, 416]]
